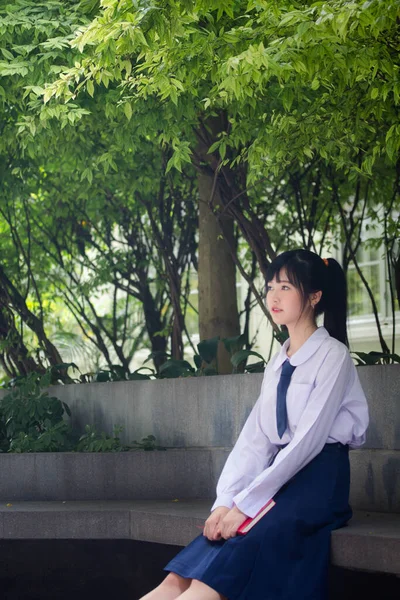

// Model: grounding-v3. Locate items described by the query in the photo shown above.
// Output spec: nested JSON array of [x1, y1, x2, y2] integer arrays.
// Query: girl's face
[[265, 269, 307, 325]]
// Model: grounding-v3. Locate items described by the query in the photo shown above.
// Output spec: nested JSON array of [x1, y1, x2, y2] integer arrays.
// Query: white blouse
[[210, 326, 370, 519]]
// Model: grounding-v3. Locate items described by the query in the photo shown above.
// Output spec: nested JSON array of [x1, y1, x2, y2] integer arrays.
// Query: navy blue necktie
[[276, 359, 296, 438]]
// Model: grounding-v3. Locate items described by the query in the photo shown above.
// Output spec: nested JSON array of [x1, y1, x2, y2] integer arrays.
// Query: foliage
[[0, 363, 81, 388], [79, 328, 267, 379], [0, 127, 198, 376], [37, 0, 400, 176], [0, 0, 199, 378], [151, 332, 269, 376], [0, 370, 74, 451], [69, 426, 165, 452], [75, 424, 127, 452], [8, 421, 73, 453], [0, 370, 71, 436], [351, 350, 400, 366], [0, 368, 162, 452], [0, 0, 398, 375], [91, 365, 153, 382], [36, 0, 399, 351]]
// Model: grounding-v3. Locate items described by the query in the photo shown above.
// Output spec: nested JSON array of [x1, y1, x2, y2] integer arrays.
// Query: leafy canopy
[[34, 0, 400, 178]]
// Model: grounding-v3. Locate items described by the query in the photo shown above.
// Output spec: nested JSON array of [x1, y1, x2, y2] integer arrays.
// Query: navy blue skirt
[[163, 442, 352, 600]]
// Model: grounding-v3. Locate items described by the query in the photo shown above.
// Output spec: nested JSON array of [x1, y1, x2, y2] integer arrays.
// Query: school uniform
[[163, 326, 370, 599]]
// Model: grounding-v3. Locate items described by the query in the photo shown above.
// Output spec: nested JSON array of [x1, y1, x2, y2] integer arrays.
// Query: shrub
[[0, 370, 161, 453], [0, 371, 74, 452]]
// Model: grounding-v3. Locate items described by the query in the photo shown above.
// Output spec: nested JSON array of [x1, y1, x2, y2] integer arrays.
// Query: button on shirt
[[210, 326, 370, 519]]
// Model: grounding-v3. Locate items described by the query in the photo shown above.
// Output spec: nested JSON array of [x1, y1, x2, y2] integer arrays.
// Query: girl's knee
[[162, 571, 191, 592], [189, 578, 227, 599]]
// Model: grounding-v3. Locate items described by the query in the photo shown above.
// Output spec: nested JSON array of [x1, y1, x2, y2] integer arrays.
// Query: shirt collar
[[271, 326, 330, 371]]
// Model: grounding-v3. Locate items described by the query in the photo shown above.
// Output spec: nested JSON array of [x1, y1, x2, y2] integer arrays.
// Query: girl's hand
[[218, 505, 248, 540], [203, 506, 230, 541]]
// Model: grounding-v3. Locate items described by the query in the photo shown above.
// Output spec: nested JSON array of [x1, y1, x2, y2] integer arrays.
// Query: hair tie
[[322, 258, 329, 267]]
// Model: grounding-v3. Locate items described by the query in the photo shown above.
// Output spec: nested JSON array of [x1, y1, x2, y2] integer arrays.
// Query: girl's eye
[[266, 285, 290, 291]]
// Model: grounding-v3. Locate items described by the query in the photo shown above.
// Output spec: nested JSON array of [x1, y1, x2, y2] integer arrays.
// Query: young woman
[[139, 249, 370, 600]]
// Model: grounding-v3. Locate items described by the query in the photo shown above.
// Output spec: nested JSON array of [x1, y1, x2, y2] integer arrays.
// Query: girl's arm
[[231, 346, 369, 518], [210, 358, 280, 513]]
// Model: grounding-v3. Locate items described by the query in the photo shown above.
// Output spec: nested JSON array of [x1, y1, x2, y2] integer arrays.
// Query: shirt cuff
[[210, 495, 235, 512], [232, 488, 271, 519]]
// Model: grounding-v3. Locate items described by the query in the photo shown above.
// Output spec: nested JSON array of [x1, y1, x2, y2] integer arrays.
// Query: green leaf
[[124, 102, 132, 121], [197, 337, 220, 364], [310, 77, 320, 90], [87, 79, 94, 97], [159, 359, 195, 378], [1, 48, 14, 60], [231, 350, 265, 368]]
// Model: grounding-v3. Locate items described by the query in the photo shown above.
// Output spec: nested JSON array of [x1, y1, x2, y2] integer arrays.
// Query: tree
[[0, 1, 203, 375], [1, 0, 399, 370], [40, 0, 399, 341], [1, 135, 200, 375]]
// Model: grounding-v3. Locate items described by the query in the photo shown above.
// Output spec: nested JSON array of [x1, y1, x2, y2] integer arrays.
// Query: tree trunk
[[196, 117, 240, 374]]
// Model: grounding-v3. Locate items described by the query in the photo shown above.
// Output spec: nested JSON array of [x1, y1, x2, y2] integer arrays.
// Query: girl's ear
[[311, 290, 323, 307]]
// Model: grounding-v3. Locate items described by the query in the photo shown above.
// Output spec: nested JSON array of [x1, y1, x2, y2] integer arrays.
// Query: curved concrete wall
[[43, 364, 400, 450], [0, 365, 398, 513]]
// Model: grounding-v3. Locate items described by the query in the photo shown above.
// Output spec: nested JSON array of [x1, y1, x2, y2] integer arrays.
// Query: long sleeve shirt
[[210, 326, 369, 519]]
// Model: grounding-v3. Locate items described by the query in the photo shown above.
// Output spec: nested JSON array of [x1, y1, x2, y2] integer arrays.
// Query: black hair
[[265, 249, 349, 347]]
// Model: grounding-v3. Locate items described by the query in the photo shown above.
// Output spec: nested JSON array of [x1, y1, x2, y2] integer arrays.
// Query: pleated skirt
[[163, 442, 352, 600]]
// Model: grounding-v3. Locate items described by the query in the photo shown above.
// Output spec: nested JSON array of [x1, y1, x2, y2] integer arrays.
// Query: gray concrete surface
[[349, 449, 400, 513], [331, 511, 400, 575], [0, 448, 227, 502], [0, 365, 398, 451], [0, 448, 399, 514], [0, 500, 399, 576], [37, 364, 400, 450]]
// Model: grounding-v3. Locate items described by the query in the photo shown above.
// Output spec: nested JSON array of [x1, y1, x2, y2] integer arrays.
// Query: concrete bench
[[0, 447, 399, 578], [0, 364, 398, 580], [0, 500, 399, 577]]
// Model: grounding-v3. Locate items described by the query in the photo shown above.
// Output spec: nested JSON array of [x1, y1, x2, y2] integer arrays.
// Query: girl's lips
[[272, 308, 283, 312]]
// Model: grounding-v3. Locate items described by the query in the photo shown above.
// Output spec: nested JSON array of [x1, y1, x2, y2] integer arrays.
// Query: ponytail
[[318, 257, 349, 348]]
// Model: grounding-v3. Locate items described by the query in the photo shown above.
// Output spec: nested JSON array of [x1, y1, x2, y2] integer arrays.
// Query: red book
[[236, 498, 276, 535]]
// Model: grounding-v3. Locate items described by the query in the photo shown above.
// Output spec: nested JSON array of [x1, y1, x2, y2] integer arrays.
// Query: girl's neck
[[286, 323, 319, 358]]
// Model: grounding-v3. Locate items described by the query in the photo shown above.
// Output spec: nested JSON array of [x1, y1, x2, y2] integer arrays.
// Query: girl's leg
[[176, 578, 227, 600], [138, 572, 192, 600]]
